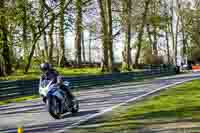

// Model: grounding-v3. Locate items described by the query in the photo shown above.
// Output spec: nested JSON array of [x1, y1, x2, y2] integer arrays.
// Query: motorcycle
[[39, 79, 79, 119]]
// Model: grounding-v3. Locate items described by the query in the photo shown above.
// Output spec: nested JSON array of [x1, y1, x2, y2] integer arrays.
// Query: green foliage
[[188, 46, 200, 63], [133, 38, 164, 64], [121, 63, 132, 71], [0, 53, 6, 76], [0, 95, 39, 105], [142, 48, 164, 64], [148, 15, 161, 26], [132, 37, 150, 49]]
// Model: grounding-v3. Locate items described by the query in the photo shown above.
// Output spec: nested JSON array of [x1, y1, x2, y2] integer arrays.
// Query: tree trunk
[[22, 0, 28, 58], [122, 0, 132, 70], [147, 24, 153, 50], [75, 0, 82, 67], [48, 12, 55, 64], [152, 25, 158, 56], [88, 30, 92, 63], [0, 54, 6, 76], [170, 0, 177, 65], [43, 30, 48, 60], [106, 0, 114, 72], [40, 0, 48, 61], [25, 28, 37, 73], [101, 45, 109, 72], [165, 29, 170, 64], [25, 41, 36, 73], [58, 0, 66, 67], [2, 32, 12, 74], [97, 0, 109, 72], [135, 0, 151, 66], [82, 31, 86, 63], [181, 16, 187, 64], [36, 43, 40, 57], [174, 15, 179, 65], [170, 19, 175, 65], [0, 0, 12, 75]]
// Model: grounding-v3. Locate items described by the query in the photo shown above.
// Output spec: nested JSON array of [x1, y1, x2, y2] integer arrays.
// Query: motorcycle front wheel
[[71, 98, 79, 113], [47, 96, 61, 119]]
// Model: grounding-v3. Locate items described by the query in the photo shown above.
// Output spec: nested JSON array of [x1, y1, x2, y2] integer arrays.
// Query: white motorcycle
[[39, 80, 79, 119]]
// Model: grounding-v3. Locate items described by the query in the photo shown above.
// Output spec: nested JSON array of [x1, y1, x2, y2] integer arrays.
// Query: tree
[[2, 0, 200, 77], [25, 0, 56, 72], [88, 29, 92, 63], [58, 0, 67, 67], [106, 0, 114, 72], [97, 0, 114, 72], [75, 0, 83, 67], [46, 5, 55, 64], [162, 0, 171, 64], [22, 0, 28, 58], [122, 0, 132, 70], [82, 31, 86, 63], [135, 0, 151, 66], [97, 0, 109, 72], [0, 0, 12, 75], [39, 0, 48, 61], [165, 25, 171, 64]]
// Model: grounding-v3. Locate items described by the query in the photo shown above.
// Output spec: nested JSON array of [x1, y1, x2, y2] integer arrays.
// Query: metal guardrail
[[0, 65, 176, 100]]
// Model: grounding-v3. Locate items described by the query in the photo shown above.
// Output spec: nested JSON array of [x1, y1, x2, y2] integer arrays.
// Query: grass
[[0, 95, 39, 106], [0, 66, 150, 81], [56, 67, 103, 76], [71, 79, 200, 133], [0, 67, 102, 80]]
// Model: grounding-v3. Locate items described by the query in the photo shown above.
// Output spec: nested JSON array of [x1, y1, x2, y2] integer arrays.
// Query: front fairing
[[39, 80, 56, 97], [47, 88, 65, 101]]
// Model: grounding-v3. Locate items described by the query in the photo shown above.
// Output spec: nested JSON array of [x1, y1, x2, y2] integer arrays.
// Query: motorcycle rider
[[39, 63, 74, 105]]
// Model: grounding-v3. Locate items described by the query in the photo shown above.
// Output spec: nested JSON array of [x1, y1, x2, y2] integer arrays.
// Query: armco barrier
[[0, 66, 176, 100]]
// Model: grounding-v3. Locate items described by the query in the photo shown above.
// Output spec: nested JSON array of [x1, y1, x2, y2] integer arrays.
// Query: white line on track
[[56, 78, 199, 133]]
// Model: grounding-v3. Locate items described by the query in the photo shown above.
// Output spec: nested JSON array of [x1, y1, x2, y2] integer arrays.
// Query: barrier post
[[18, 127, 23, 133]]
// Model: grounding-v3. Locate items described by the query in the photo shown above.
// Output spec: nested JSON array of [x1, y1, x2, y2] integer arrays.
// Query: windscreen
[[40, 80, 51, 88]]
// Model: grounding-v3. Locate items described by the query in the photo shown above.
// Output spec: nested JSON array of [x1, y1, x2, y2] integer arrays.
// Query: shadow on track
[[0, 109, 99, 133]]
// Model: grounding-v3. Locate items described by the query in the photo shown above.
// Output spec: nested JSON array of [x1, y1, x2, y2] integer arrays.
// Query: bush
[[142, 48, 164, 64], [0, 54, 6, 76]]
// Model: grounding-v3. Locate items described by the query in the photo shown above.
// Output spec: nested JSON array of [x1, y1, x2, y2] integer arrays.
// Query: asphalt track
[[0, 72, 200, 133]]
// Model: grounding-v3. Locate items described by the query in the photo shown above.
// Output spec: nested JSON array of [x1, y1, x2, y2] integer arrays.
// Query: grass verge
[[0, 95, 39, 106], [71, 79, 200, 133], [0, 67, 102, 80], [0, 67, 154, 81]]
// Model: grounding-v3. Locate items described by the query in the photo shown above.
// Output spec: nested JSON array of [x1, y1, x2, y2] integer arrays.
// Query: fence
[[0, 65, 176, 100]]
